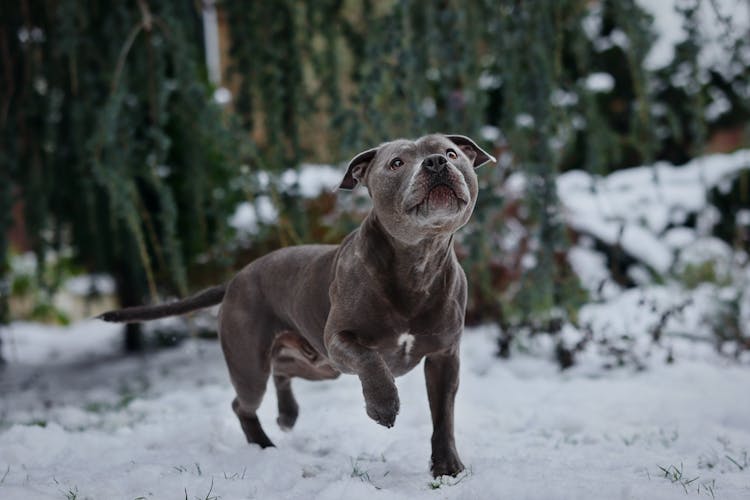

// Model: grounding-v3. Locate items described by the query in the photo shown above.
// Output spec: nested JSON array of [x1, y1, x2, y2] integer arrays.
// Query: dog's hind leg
[[219, 279, 278, 448], [273, 374, 299, 431], [231, 397, 273, 448]]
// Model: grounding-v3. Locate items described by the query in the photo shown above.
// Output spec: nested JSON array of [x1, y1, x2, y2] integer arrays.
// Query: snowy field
[[1, 320, 748, 500]]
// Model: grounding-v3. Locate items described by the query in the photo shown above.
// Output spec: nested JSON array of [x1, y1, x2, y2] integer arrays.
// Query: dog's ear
[[446, 135, 496, 168], [339, 147, 378, 190]]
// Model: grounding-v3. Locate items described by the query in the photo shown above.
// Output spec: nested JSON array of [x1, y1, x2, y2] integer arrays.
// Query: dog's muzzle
[[407, 159, 469, 215]]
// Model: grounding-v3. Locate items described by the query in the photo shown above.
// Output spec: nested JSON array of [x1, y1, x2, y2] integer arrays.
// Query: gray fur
[[99, 133, 495, 477], [98, 285, 226, 322]]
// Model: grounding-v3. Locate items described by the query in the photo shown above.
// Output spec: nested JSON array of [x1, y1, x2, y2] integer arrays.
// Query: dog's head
[[339, 134, 495, 242]]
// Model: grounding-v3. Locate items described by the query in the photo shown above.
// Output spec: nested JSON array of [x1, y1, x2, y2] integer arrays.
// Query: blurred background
[[2, 0, 749, 367]]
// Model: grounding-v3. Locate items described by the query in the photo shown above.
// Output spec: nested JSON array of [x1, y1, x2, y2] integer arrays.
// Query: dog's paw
[[362, 378, 400, 428], [276, 395, 299, 431], [431, 451, 465, 478], [277, 411, 298, 431]]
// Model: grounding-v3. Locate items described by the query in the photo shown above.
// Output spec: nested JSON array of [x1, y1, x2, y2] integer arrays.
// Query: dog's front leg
[[326, 331, 400, 427], [425, 347, 465, 477]]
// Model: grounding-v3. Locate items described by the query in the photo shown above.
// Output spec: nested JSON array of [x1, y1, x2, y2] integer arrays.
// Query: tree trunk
[[113, 267, 147, 352]]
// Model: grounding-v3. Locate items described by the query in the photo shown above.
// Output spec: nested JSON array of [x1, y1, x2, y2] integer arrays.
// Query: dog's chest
[[396, 332, 417, 357], [375, 330, 416, 375], [378, 328, 446, 375], [377, 312, 461, 375]]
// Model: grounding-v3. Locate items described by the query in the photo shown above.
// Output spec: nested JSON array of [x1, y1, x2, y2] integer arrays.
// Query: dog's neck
[[355, 213, 456, 302]]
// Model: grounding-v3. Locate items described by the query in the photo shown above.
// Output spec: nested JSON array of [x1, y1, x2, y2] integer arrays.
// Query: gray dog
[[100, 133, 495, 477]]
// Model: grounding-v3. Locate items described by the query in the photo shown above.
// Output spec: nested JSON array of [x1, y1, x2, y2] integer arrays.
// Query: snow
[[228, 196, 279, 236], [420, 97, 437, 118], [663, 227, 697, 249], [228, 164, 344, 236], [213, 87, 232, 105], [478, 72, 502, 90], [515, 114, 535, 128], [676, 237, 734, 280], [578, 283, 716, 345], [555, 150, 750, 361], [293, 164, 343, 198], [1, 321, 749, 499], [557, 149, 750, 272], [634, 0, 684, 70], [550, 89, 579, 107], [567, 243, 622, 300], [584, 73, 615, 93], [281, 164, 344, 198], [706, 88, 732, 121], [479, 125, 501, 143], [635, 0, 750, 75], [63, 275, 116, 297]]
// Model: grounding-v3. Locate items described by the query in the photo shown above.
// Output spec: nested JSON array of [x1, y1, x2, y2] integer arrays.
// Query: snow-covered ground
[[1, 321, 748, 499]]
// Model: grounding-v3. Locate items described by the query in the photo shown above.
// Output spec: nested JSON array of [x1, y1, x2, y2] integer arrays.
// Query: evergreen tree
[[1, 0, 245, 349]]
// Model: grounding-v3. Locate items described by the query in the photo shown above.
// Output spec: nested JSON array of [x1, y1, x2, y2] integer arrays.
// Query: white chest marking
[[398, 332, 416, 357]]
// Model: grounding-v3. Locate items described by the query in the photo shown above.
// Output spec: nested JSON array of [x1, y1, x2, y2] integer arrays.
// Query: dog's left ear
[[446, 135, 496, 168], [339, 147, 378, 190]]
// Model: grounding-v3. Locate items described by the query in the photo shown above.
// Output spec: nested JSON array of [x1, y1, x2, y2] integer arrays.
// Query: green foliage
[[7, 251, 77, 324], [709, 290, 750, 357], [29, 301, 70, 325], [3, 0, 749, 333], [2, 0, 247, 315], [678, 261, 730, 289]]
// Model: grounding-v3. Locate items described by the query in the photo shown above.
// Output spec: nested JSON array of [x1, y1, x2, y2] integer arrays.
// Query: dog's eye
[[446, 149, 458, 160], [389, 158, 404, 169]]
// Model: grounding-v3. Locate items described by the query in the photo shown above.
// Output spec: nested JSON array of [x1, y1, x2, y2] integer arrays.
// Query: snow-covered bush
[[496, 151, 750, 369]]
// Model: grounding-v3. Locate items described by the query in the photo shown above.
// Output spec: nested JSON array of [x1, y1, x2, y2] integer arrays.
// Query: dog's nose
[[422, 154, 448, 173]]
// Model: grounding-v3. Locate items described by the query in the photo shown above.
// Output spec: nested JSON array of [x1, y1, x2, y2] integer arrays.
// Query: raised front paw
[[361, 376, 400, 428], [431, 450, 465, 478]]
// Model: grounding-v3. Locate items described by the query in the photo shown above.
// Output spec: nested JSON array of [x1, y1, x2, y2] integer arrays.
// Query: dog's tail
[[97, 284, 227, 323]]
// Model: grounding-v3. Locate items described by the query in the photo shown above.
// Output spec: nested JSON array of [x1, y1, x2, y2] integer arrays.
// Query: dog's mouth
[[408, 182, 467, 216]]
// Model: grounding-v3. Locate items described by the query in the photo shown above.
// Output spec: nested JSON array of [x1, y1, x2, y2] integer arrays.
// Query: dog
[[99, 133, 495, 477]]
